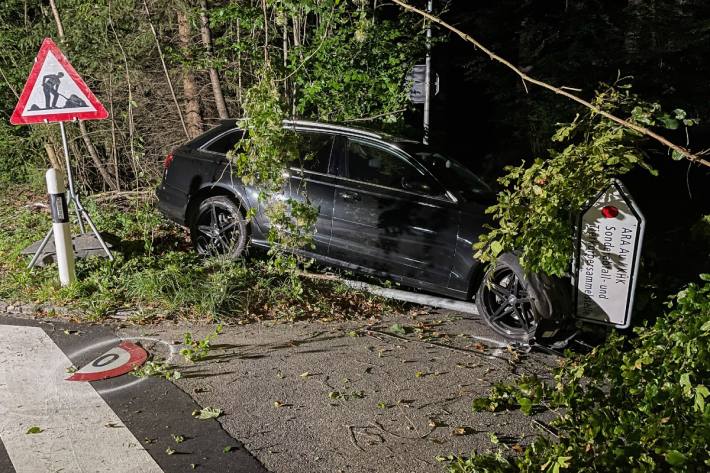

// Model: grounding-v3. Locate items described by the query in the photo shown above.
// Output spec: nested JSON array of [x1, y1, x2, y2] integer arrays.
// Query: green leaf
[[673, 108, 687, 120], [388, 323, 408, 335], [490, 240, 504, 257], [680, 373, 692, 396], [518, 397, 533, 415], [665, 450, 687, 466], [26, 426, 43, 434], [658, 115, 679, 130], [192, 407, 222, 420], [223, 445, 235, 453], [671, 150, 685, 161], [694, 385, 709, 412]]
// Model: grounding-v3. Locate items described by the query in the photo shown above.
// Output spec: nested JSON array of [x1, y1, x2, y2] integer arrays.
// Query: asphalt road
[[118, 309, 558, 473], [0, 315, 266, 473], [0, 308, 558, 473]]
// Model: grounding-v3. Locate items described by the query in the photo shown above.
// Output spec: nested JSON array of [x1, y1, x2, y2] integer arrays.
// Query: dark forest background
[[0, 0, 708, 283], [2, 1, 709, 186]]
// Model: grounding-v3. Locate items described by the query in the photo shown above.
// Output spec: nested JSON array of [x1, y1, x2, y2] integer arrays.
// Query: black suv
[[157, 120, 555, 341]]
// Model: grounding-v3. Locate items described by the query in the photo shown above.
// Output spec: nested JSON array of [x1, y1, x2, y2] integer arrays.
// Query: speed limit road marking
[[0, 324, 163, 473], [67, 340, 147, 382]]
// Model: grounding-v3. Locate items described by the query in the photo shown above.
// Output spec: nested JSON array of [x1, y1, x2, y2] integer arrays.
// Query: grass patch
[[0, 185, 401, 323]]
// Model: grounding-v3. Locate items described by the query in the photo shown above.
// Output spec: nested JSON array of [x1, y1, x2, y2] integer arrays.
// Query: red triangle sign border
[[10, 37, 108, 125]]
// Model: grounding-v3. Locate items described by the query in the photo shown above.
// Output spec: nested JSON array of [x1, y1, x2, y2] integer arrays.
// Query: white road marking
[[0, 325, 164, 473]]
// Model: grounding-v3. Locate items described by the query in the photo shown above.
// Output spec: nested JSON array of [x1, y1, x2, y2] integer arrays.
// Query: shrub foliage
[[451, 277, 710, 472], [474, 84, 694, 277]]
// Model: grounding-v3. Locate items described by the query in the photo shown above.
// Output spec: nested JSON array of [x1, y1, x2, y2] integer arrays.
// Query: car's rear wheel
[[190, 196, 247, 258], [475, 253, 542, 342]]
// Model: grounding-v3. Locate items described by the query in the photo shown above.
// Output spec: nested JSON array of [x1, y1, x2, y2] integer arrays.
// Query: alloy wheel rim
[[480, 267, 537, 337], [195, 203, 241, 256]]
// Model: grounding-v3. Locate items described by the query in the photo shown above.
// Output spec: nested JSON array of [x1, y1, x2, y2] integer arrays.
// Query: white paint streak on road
[[0, 325, 163, 473]]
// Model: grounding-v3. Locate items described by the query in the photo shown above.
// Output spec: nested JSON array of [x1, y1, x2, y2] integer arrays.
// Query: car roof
[[216, 118, 420, 146]]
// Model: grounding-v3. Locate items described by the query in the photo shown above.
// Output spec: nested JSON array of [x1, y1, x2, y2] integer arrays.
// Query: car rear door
[[286, 131, 340, 256], [167, 127, 242, 200], [329, 138, 459, 286]]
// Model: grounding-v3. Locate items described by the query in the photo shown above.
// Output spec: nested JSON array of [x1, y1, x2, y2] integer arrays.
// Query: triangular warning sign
[[10, 38, 108, 125]]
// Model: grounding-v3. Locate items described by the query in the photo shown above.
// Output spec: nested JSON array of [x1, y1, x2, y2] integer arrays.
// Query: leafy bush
[[450, 277, 710, 472], [0, 123, 32, 184], [474, 84, 692, 277]]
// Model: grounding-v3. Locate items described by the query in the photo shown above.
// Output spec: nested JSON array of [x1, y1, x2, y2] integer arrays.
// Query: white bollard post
[[46, 168, 76, 286]]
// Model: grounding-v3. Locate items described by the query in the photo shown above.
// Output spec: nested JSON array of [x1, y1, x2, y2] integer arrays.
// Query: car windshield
[[400, 144, 493, 200]]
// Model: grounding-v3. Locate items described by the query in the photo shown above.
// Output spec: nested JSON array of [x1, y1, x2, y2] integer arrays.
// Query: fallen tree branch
[[392, 0, 710, 169]]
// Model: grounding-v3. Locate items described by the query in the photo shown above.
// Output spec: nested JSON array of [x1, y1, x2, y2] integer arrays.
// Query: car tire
[[189, 196, 247, 258], [475, 252, 566, 343]]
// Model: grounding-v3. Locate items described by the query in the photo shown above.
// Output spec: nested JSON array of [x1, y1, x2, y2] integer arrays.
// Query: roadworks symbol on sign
[[66, 341, 148, 382], [10, 37, 108, 125]]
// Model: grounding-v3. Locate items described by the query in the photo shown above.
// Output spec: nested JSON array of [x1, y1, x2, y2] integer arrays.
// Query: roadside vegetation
[[0, 185, 400, 323], [441, 83, 710, 470], [446, 277, 710, 473]]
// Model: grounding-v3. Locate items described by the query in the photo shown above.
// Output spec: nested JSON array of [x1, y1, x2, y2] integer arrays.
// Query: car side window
[[296, 133, 333, 174], [346, 140, 435, 192], [204, 130, 244, 154]]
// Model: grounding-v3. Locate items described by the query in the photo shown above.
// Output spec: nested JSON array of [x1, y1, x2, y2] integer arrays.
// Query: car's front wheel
[[189, 196, 247, 258], [475, 253, 547, 342]]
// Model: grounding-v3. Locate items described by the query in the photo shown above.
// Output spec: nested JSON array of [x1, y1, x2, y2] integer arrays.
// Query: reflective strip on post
[[49, 193, 69, 223], [46, 168, 76, 286]]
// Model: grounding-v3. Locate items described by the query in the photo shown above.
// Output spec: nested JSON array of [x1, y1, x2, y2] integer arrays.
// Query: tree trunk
[[48, 0, 65, 39], [44, 143, 62, 171], [199, 0, 228, 119], [143, 0, 189, 139], [79, 121, 118, 191], [177, 9, 204, 138]]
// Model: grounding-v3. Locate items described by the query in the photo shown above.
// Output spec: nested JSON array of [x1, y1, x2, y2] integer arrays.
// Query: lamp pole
[[423, 0, 433, 145]]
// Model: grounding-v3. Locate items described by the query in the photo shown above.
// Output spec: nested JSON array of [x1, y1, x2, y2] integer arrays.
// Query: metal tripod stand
[[28, 121, 113, 269]]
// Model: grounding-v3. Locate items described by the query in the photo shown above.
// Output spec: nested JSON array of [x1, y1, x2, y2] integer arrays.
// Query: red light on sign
[[601, 205, 619, 218]]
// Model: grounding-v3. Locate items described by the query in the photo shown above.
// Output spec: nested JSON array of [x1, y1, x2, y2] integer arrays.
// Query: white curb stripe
[[0, 325, 163, 473]]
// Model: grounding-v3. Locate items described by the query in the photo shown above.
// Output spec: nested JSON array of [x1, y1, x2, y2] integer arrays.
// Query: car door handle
[[339, 191, 360, 201]]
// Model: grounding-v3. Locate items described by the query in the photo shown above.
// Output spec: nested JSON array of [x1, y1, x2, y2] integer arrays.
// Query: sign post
[[10, 38, 113, 268], [423, 0, 433, 144], [573, 180, 645, 328], [44, 168, 76, 286]]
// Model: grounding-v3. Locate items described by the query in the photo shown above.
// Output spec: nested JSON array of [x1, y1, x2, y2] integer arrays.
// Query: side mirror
[[401, 176, 437, 195]]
